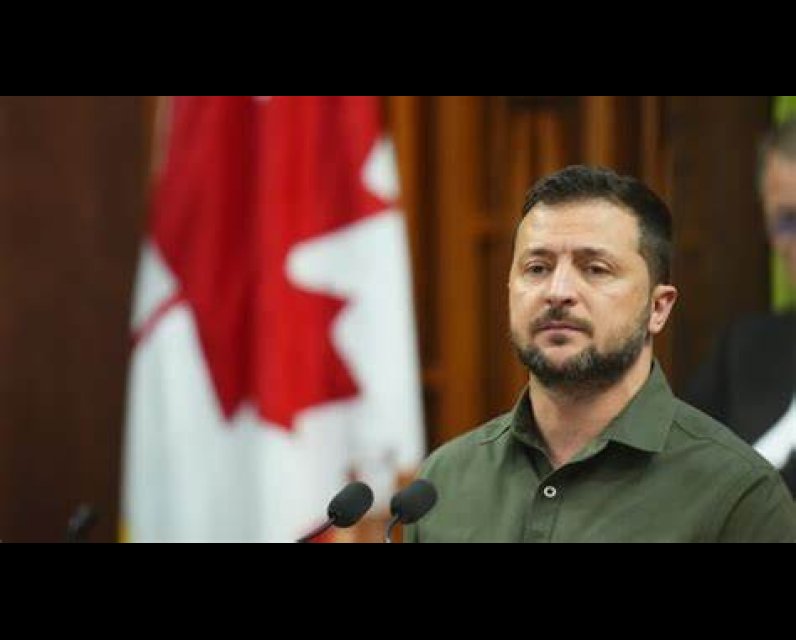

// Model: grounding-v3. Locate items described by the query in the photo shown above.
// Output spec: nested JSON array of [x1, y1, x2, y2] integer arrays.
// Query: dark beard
[[514, 310, 649, 393]]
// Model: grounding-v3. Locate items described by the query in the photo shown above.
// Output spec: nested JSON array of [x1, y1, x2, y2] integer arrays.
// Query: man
[[405, 165, 796, 542], [685, 119, 796, 495]]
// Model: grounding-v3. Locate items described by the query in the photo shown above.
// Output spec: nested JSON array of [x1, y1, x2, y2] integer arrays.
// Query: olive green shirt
[[405, 363, 796, 542]]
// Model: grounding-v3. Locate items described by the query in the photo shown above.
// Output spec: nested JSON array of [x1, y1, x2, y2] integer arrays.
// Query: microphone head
[[66, 503, 99, 542], [327, 481, 374, 528], [390, 479, 438, 524]]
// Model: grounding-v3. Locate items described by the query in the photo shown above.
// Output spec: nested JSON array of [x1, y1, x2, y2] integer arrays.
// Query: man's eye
[[586, 264, 609, 276], [773, 210, 796, 236], [526, 264, 548, 275]]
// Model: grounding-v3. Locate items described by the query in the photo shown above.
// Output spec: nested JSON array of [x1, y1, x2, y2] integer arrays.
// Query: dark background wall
[[666, 96, 771, 386], [0, 96, 147, 542]]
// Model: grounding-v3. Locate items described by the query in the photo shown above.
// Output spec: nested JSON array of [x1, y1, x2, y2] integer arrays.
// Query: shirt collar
[[491, 360, 675, 454], [597, 361, 675, 453]]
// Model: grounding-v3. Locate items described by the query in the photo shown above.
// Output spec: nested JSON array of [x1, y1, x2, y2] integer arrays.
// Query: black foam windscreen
[[327, 481, 374, 527]]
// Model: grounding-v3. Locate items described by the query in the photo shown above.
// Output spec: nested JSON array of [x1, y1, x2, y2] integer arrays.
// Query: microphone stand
[[296, 519, 334, 543], [65, 504, 98, 543], [384, 514, 401, 543]]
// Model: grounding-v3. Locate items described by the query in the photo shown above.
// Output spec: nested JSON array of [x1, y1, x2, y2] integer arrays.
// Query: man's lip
[[537, 323, 584, 332]]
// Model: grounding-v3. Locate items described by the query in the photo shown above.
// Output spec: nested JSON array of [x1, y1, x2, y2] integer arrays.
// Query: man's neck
[[528, 349, 653, 469]]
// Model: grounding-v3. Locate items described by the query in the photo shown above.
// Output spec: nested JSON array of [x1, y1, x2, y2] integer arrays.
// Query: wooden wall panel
[[666, 96, 771, 389], [430, 96, 486, 447], [0, 96, 147, 542]]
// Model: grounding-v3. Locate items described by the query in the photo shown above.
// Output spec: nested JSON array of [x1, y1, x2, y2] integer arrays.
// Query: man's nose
[[545, 263, 578, 308]]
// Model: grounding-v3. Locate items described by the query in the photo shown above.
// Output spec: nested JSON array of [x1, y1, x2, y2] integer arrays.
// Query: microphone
[[384, 479, 438, 543], [65, 503, 98, 543], [296, 481, 374, 543]]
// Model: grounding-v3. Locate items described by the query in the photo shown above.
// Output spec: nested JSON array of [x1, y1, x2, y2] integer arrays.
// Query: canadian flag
[[121, 96, 425, 542]]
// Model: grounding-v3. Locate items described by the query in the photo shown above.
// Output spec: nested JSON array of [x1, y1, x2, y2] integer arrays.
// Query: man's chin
[[535, 346, 587, 369]]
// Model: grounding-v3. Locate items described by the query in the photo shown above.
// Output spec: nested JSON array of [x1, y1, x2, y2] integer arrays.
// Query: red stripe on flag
[[130, 291, 185, 348]]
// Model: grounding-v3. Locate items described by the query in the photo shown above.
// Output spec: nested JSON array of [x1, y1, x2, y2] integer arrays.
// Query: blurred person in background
[[685, 118, 796, 496]]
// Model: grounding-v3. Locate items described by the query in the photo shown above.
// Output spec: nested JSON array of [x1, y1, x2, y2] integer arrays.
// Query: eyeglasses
[[770, 209, 796, 237]]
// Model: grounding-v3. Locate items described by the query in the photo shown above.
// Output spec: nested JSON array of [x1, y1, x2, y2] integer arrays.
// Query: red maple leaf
[[149, 96, 389, 430]]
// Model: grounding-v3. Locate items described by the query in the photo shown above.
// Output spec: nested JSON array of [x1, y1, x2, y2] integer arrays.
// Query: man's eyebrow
[[573, 247, 616, 260], [518, 247, 556, 259], [517, 246, 616, 259]]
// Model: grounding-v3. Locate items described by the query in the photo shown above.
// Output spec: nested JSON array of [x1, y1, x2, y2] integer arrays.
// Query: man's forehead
[[519, 199, 641, 243], [763, 153, 796, 201], [764, 158, 796, 235]]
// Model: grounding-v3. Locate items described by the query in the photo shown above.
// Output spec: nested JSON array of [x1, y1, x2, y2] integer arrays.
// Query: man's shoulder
[[671, 397, 779, 473]]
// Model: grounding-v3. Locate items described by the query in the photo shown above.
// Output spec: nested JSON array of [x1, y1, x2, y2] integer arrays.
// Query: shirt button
[[543, 485, 557, 498]]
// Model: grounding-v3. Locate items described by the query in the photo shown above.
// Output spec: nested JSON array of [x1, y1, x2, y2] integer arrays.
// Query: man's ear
[[649, 284, 678, 335]]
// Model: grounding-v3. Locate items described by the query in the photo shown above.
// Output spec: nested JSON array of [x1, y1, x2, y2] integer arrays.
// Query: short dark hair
[[757, 117, 796, 191], [521, 165, 673, 285]]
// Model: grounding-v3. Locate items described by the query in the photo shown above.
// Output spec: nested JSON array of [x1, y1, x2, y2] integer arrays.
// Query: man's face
[[508, 199, 674, 389], [761, 151, 796, 285]]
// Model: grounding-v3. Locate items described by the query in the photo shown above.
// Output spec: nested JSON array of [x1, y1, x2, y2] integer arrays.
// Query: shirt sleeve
[[715, 468, 796, 542]]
